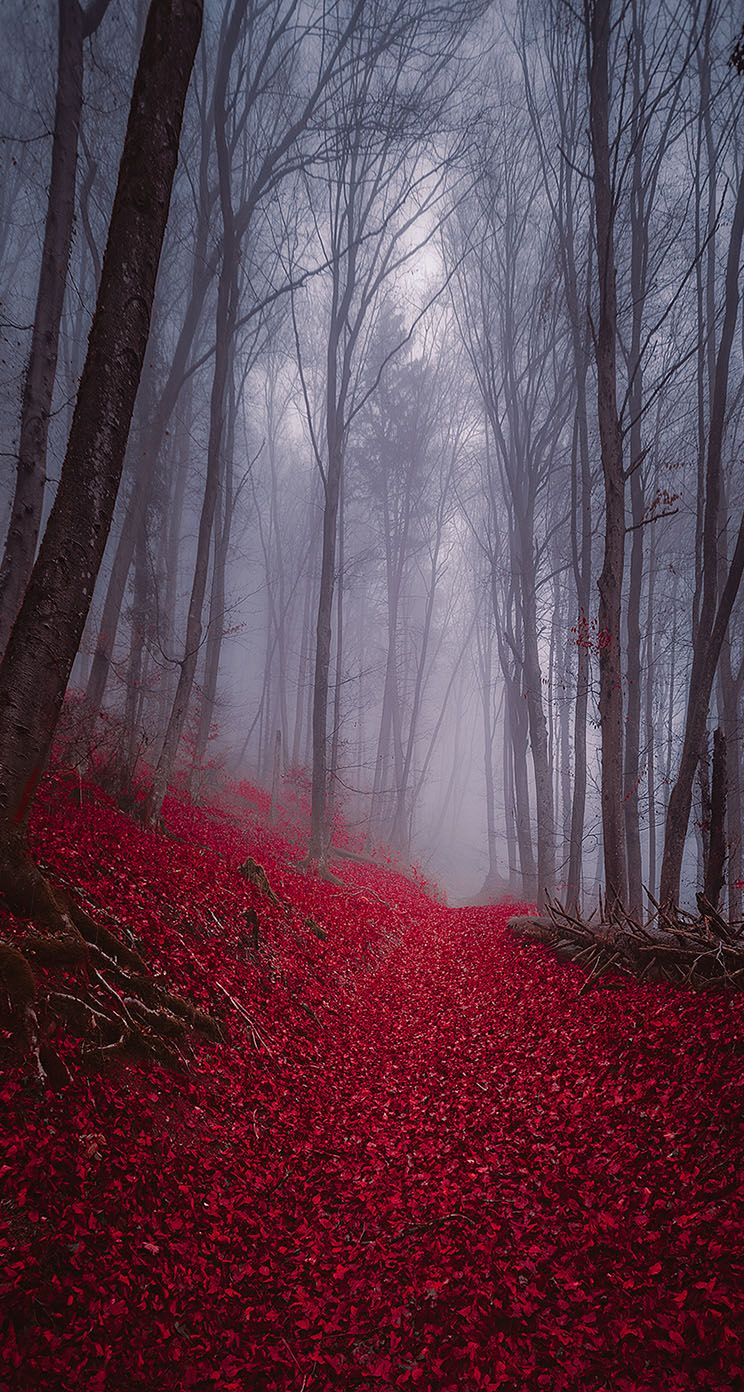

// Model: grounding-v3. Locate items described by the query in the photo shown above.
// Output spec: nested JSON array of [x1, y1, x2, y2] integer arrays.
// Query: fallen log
[[507, 899, 744, 995]]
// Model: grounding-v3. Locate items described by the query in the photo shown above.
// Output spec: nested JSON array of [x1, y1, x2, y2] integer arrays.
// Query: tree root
[[507, 894, 744, 994], [238, 856, 285, 907], [238, 857, 331, 942], [0, 835, 224, 1086]]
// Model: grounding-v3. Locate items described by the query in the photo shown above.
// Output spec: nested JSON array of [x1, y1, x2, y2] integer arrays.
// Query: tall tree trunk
[[566, 269, 593, 914], [146, 255, 235, 824], [308, 422, 343, 862], [476, 616, 500, 895], [144, 0, 243, 826], [588, 0, 627, 909], [291, 558, 314, 767], [328, 468, 345, 828], [623, 40, 648, 918], [0, 0, 202, 920], [661, 514, 744, 907], [154, 388, 191, 752], [391, 521, 444, 852], [189, 378, 237, 797], [718, 634, 743, 922], [0, 0, 112, 657], [119, 516, 149, 800], [510, 682, 537, 901], [644, 518, 658, 901], [520, 553, 555, 907], [84, 255, 212, 723], [703, 727, 726, 912], [503, 697, 517, 893], [660, 167, 744, 907]]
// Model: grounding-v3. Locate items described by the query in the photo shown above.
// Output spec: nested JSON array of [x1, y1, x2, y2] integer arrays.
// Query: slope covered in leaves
[[1, 776, 742, 1391]]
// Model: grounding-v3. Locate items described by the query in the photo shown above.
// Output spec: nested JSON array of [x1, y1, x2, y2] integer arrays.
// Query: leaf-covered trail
[[1, 778, 742, 1391], [274, 901, 742, 1391]]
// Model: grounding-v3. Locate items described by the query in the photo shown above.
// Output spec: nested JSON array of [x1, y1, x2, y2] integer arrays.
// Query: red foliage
[[1, 775, 742, 1390], [570, 609, 613, 654]]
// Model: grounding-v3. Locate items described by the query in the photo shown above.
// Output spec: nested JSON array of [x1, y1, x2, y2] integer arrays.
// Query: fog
[[1, 0, 743, 915]]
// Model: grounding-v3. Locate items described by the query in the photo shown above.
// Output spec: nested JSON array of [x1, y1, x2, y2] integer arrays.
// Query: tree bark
[[659, 166, 744, 907], [588, 0, 627, 909], [718, 633, 743, 922], [308, 421, 343, 861], [661, 513, 744, 906], [0, 0, 202, 904], [189, 375, 237, 798], [84, 255, 213, 724], [703, 727, 726, 912], [520, 549, 555, 908], [0, 0, 112, 657]]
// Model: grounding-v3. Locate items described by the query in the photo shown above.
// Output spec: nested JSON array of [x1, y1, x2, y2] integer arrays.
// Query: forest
[[0, 1, 742, 1389]]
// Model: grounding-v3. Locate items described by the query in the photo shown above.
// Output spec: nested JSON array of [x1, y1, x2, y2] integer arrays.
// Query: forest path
[[248, 898, 741, 1391], [2, 786, 741, 1392]]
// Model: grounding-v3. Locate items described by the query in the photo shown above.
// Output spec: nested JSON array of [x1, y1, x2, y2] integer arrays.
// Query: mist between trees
[[0, 0, 743, 915]]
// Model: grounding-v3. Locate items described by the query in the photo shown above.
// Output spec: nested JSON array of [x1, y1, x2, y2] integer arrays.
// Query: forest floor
[[1, 773, 742, 1391]]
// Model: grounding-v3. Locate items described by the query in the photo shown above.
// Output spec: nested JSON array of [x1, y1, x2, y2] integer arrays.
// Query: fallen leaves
[[0, 772, 741, 1390]]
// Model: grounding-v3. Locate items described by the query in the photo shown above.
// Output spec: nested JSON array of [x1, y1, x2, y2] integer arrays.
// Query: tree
[[659, 164, 744, 908], [297, 0, 485, 868], [0, 0, 202, 939], [144, 0, 369, 826], [586, 0, 628, 911], [0, 0, 113, 657]]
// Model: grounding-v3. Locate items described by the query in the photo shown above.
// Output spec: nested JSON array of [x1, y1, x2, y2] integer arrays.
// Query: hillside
[[1, 776, 742, 1391]]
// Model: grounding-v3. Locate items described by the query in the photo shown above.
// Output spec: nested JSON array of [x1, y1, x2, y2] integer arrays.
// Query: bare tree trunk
[[328, 467, 345, 825], [510, 683, 537, 901], [623, 46, 648, 918], [391, 514, 445, 851], [292, 556, 314, 767], [703, 726, 726, 912], [556, 585, 572, 891], [119, 516, 149, 800], [664, 587, 678, 812], [521, 557, 555, 907], [503, 697, 517, 892], [154, 388, 191, 749], [84, 255, 212, 723], [476, 614, 500, 894], [588, 0, 627, 909], [0, 0, 202, 918], [644, 518, 658, 901], [189, 378, 237, 797], [660, 166, 744, 907], [718, 635, 743, 922], [308, 423, 342, 861], [146, 257, 235, 824], [661, 513, 744, 906], [270, 727, 282, 825], [0, 0, 112, 656], [144, 0, 243, 825], [566, 255, 593, 915]]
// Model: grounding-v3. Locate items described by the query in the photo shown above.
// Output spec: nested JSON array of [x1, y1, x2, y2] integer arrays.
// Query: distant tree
[[296, 0, 484, 870], [144, 0, 371, 827]]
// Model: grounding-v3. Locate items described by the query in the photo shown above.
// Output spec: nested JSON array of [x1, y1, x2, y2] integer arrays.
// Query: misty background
[[1, 0, 743, 910]]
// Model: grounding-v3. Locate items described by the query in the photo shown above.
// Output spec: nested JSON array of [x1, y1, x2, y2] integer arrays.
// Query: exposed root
[[507, 893, 744, 994], [0, 942, 36, 1026], [238, 856, 285, 907], [297, 853, 342, 885], [304, 915, 327, 941], [0, 834, 224, 1085], [239, 857, 331, 943]]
